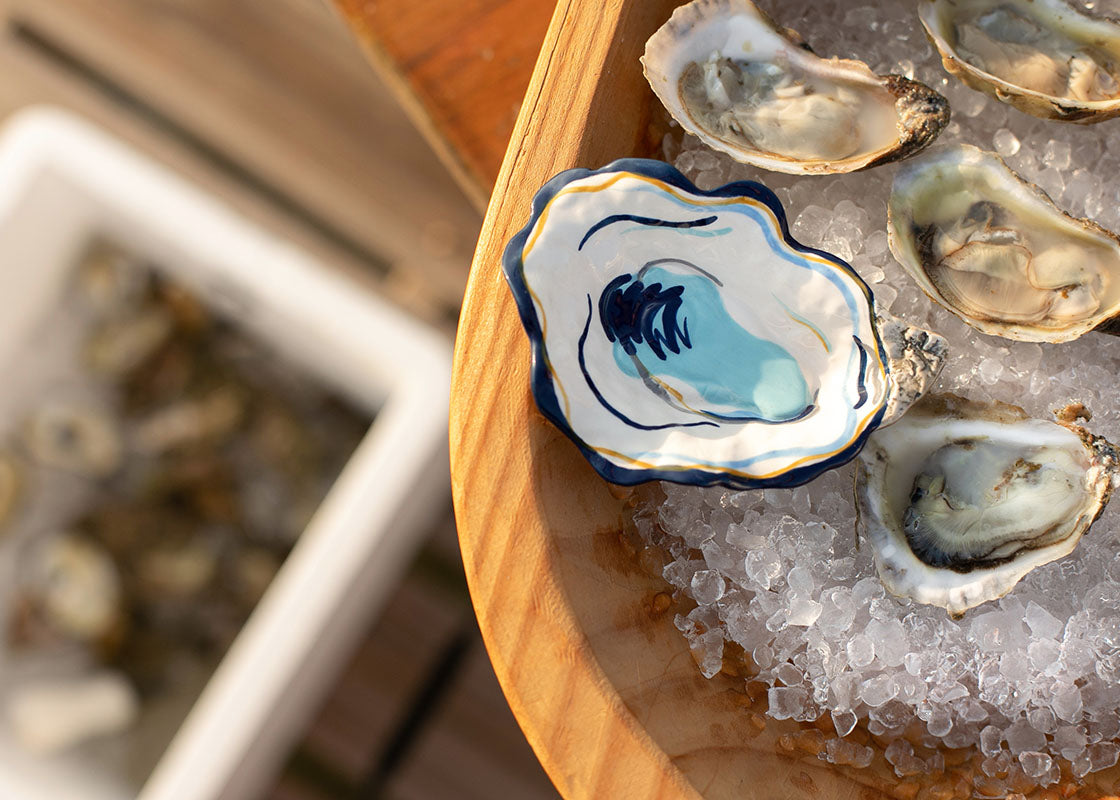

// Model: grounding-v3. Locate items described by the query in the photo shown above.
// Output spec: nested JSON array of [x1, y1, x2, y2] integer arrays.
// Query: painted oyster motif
[[919, 0, 1120, 122], [642, 0, 950, 174], [888, 144, 1120, 342], [503, 159, 947, 490], [856, 394, 1120, 616]]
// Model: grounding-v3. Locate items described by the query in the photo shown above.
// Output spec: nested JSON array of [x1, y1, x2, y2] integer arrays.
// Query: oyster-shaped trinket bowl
[[642, 0, 950, 174], [919, 0, 1120, 122], [888, 144, 1120, 343], [502, 159, 947, 490], [856, 394, 1120, 616]]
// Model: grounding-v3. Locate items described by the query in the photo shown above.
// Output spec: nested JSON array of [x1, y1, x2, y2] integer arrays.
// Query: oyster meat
[[920, 0, 1120, 121], [856, 394, 1120, 615], [642, 0, 950, 174], [888, 144, 1120, 342]]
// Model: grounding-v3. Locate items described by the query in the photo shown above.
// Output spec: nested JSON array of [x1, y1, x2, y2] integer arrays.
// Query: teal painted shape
[[612, 268, 811, 422]]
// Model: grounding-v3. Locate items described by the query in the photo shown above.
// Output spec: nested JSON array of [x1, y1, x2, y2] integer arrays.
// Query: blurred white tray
[[0, 106, 452, 800]]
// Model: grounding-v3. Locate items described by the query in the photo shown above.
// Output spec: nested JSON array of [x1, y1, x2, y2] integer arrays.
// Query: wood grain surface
[[448, 0, 695, 791], [329, 0, 554, 212], [447, 0, 826, 795], [448, 1, 1120, 799]]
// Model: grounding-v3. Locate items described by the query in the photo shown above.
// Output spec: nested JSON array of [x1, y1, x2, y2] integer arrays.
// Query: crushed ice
[[642, 0, 1120, 788]]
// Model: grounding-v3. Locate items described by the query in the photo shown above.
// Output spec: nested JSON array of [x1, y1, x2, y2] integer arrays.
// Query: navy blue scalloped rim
[[501, 157, 889, 491]]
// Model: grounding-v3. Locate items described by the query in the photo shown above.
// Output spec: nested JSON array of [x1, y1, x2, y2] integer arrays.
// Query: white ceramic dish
[[503, 159, 947, 491], [0, 106, 452, 800]]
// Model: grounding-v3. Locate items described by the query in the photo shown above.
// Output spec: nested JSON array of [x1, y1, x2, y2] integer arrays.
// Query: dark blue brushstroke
[[500, 157, 889, 490], [852, 335, 870, 410], [639, 258, 723, 286], [700, 404, 816, 424], [577, 295, 715, 432], [598, 274, 690, 360], [601, 270, 813, 424], [578, 214, 718, 251]]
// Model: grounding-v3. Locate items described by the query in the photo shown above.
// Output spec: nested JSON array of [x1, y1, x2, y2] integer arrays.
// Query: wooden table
[[399, 0, 1120, 796], [329, 0, 555, 211]]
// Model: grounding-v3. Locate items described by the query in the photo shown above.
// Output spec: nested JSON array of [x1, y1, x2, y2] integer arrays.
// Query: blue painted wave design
[[501, 157, 889, 490], [623, 181, 869, 417], [578, 213, 719, 250], [577, 194, 872, 465], [597, 267, 813, 424], [577, 295, 716, 432]]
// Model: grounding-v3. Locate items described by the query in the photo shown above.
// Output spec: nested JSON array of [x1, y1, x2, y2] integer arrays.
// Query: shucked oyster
[[888, 144, 1120, 342], [920, 0, 1120, 122], [856, 394, 1120, 615], [642, 0, 950, 174]]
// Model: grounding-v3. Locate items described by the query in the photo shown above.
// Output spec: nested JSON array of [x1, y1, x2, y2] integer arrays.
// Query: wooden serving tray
[[449, 1, 1120, 797]]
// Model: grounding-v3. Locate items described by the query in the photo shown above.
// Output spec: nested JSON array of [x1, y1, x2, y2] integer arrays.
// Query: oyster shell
[[504, 158, 947, 490], [856, 394, 1120, 615], [23, 405, 123, 479], [28, 533, 124, 643], [642, 0, 950, 174], [887, 144, 1120, 343], [920, 0, 1120, 122], [85, 307, 173, 377], [78, 241, 149, 315]]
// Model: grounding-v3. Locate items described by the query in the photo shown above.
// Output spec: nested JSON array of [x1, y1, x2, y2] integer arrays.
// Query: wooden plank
[[267, 778, 330, 800], [1, 0, 480, 316], [298, 573, 465, 784], [261, 523, 471, 798], [385, 643, 560, 800], [329, 0, 553, 210]]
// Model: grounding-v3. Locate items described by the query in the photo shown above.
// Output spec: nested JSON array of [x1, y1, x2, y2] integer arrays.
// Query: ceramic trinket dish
[[503, 159, 947, 490]]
